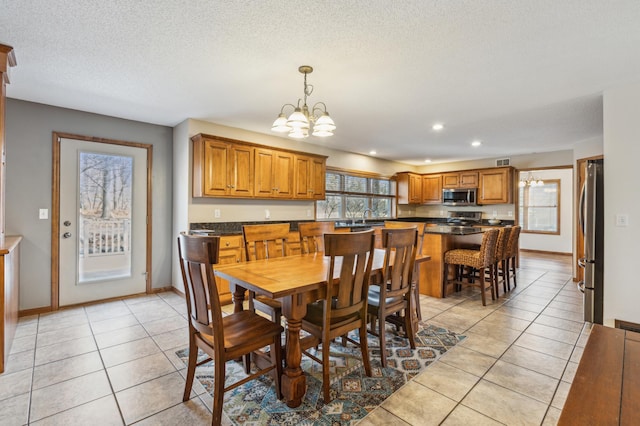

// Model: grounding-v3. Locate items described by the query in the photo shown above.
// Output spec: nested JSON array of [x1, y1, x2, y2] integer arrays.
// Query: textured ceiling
[[1, 1, 639, 165]]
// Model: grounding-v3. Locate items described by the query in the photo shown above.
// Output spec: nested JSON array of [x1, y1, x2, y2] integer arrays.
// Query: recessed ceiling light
[[471, 140, 482, 147], [424, 159, 432, 163], [432, 123, 444, 131], [369, 150, 377, 155]]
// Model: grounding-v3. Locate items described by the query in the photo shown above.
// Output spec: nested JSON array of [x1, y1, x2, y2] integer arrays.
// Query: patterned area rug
[[176, 323, 465, 425]]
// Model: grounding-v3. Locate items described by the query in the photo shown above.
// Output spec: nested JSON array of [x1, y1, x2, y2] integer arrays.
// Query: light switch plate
[[214, 209, 221, 218], [616, 214, 629, 227], [39, 208, 48, 219]]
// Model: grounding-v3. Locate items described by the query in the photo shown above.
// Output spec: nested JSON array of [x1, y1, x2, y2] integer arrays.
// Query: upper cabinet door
[[228, 143, 254, 197], [272, 151, 294, 198], [478, 167, 513, 204], [201, 139, 230, 197], [442, 173, 460, 189], [254, 148, 275, 197], [294, 155, 327, 200], [396, 172, 422, 204], [421, 174, 442, 204], [459, 171, 479, 188]]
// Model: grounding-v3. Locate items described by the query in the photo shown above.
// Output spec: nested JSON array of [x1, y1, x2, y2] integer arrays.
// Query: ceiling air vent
[[496, 158, 510, 167]]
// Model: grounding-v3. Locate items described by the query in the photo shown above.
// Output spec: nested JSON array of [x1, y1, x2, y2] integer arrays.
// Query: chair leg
[[270, 339, 283, 400], [404, 307, 416, 349], [442, 262, 448, 298], [378, 312, 387, 368], [480, 269, 487, 306], [183, 336, 197, 401], [322, 339, 331, 402], [359, 322, 372, 376], [413, 281, 422, 321], [243, 353, 251, 374], [511, 257, 518, 288], [212, 352, 226, 426]]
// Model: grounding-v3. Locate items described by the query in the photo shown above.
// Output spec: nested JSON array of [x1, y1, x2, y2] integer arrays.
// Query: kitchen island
[[418, 226, 485, 298]]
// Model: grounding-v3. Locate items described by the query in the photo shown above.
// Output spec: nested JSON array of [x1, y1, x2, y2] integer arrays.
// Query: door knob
[[63, 232, 72, 238]]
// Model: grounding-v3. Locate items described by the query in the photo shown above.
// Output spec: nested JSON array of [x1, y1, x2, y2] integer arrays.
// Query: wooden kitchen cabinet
[[478, 167, 514, 204], [217, 235, 244, 305], [192, 133, 327, 200], [396, 172, 423, 204], [192, 135, 254, 198], [294, 154, 326, 200], [442, 171, 478, 188], [254, 148, 295, 198], [421, 174, 443, 204]]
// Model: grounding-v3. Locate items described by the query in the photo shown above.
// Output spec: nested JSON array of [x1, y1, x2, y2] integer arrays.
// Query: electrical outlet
[[439, 210, 444, 216], [508, 211, 513, 217], [214, 209, 221, 218], [306, 209, 312, 217], [492, 210, 498, 217], [39, 208, 48, 219], [265, 209, 270, 219]]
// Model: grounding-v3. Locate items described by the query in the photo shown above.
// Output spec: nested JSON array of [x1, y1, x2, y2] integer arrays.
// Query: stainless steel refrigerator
[[578, 159, 604, 324]]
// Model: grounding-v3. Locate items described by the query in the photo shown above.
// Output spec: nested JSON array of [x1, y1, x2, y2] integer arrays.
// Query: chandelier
[[519, 172, 544, 187], [271, 65, 336, 138]]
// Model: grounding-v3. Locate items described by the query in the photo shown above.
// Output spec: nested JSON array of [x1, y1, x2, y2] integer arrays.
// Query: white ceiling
[[1, 1, 639, 165]]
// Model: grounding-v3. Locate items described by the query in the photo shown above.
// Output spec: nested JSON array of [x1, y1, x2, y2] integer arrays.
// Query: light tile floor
[[0, 252, 587, 425]]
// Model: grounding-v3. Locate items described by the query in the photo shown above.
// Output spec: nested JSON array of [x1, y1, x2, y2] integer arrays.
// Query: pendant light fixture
[[519, 172, 544, 187], [271, 65, 336, 138]]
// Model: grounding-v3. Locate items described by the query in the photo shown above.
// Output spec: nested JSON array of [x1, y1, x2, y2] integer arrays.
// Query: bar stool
[[443, 228, 499, 306]]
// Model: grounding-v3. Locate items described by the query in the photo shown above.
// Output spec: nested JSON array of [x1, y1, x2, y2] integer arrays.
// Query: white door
[[59, 137, 148, 306]]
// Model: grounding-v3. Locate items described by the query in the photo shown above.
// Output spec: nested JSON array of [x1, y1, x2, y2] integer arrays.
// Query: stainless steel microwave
[[442, 188, 477, 206]]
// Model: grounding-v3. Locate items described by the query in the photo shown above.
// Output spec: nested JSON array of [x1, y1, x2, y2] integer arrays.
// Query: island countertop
[[424, 226, 485, 235]]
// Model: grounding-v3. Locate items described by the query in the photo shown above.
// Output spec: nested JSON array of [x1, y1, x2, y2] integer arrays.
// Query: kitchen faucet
[[360, 208, 374, 224]]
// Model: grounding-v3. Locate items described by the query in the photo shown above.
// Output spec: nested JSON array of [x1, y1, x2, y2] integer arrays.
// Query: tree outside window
[[316, 170, 394, 220]]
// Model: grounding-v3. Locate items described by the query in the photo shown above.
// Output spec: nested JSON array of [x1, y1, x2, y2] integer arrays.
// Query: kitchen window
[[316, 169, 394, 221], [518, 179, 560, 234]]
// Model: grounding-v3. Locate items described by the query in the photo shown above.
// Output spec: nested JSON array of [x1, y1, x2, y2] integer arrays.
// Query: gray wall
[[5, 99, 173, 311]]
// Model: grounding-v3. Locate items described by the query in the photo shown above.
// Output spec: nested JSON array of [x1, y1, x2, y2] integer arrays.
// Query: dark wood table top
[[559, 324, 640, 425]]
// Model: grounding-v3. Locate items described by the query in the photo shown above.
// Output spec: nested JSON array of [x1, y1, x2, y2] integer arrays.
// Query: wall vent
[[496, 158, 510, 167]]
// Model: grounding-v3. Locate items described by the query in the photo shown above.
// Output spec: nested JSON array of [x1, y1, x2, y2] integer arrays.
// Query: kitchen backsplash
[[399, 204, 516, 220]]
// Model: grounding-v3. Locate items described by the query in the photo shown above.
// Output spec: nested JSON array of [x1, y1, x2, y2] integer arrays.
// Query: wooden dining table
[[214, 249, 431, 407]]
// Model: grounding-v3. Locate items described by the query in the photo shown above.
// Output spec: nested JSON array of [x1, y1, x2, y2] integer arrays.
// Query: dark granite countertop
[[424, 226, 485, 235], [190, 218, 512, 236]]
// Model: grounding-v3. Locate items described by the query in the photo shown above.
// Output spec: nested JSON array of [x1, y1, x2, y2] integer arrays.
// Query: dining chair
[[367, 227, 418, 367], [300, 229, 375, 403], [298, 221, 335, 254], [443, 228, 499, 305], [384, 221, 425, 321], [177, 234, 283, 425], [242, 223, 290, 326], [505, 225, 521, 290]]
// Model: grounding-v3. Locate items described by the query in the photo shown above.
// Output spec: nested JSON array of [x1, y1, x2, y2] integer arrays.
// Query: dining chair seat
[[367, 285, 405, 307]]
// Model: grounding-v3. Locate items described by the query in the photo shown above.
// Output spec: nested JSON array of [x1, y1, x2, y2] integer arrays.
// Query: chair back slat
[[324, 230, 375, 319], [382, 228, 418, 296], [298, 221, 335, 254], [243, 223, 291, 260], [177, 234, 223, 341]]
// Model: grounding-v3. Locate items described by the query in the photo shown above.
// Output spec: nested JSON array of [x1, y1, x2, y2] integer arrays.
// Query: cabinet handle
[[225, 242, 230, 247]]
